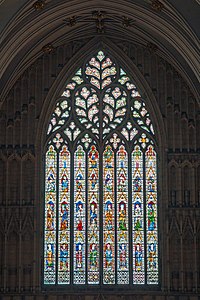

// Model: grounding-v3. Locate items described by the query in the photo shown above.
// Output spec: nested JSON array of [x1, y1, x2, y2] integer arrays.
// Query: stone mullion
[[180, 87, 187, 151], [136, 46, 144, 74], [4, 158, 8, 290], [50, 50, 57, 80], [167, 105, 173, 150], [58, 46, 64, 67], [196, 112, 200, 150], [18, 210, 22, 292], [28, 99, 36, 147], [177, 166, 182, 207], [174, 112, 181, 150], [18, 158, 23, 291], [180, 214, 184, 292], [129, 45, 136, 67], [167, 70, 174, 150], [143, 50, 150, 85], [191, 166, 195, 207], [158, 64, 166, 116], [36, 63, 43, 117], [151, 54, 157, 90], [33, 208, 37, 292], [33, 154, 39, 291], [171, 107, 177, 152], [166, 214, 170, 292], [27, 72, 32, 147], [19, 81, 23, 148], [161, 152, 168, 290], [3, 209, 7, 292], [13, 85, 20, 146], [193, 214, 197, 292], [43, 55, 50, 94], [21, 78, 28, 146]]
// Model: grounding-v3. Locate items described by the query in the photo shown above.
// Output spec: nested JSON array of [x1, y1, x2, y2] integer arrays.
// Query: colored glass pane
[[44, 49, 158, 287], [116, 146, 129, 284], [145, 145, 158, 284], [74, 146, 86, 284], [132, 145, 145, 284], [103, 145, 115, 284], [44, 145, 57, 284], [58, 145, 70, 284], [88, 145, 100, 284]]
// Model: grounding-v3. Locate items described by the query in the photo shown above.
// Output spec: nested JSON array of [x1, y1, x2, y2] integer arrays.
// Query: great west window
[[44, 50, 158, 286]]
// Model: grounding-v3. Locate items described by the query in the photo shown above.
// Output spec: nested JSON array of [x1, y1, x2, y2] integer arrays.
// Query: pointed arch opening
[[43, 49, 159, 286]]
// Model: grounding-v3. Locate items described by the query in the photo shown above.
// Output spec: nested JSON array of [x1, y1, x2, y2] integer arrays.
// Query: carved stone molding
[[167, 152, 200, 164], [63, 11, 136, 34], [151, 0, 164, 12], [42, 43, 55, 54], [33, 0, 46, 10], [64, 16, 77, 27], [146, 42, 158, 52], [0, 145, 35, 158]]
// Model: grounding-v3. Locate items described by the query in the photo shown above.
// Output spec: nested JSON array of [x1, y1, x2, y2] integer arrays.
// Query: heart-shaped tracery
[[85, 51, 117, 90], [75, 86, 100, 135], [102, 86, 127, 137]]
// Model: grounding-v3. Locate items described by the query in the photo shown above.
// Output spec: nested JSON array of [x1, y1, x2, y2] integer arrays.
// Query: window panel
[[103, 145, 115, 284], [58, 145, 71, 284], [74, 146, 86, 284], [88, 145, 100, 284], [44, 145, 57, 284], [145, 145, 158, 284], [43, 50, 159, 287], [116, 146, 129, 284], [132, 145, 145, 284]]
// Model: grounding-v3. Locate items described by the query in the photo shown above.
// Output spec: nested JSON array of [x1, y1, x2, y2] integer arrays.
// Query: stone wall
[[0, 39, 199, 299]]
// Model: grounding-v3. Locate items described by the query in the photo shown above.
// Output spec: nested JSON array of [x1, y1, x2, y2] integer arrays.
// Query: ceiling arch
[[0, 0, 199, 105]]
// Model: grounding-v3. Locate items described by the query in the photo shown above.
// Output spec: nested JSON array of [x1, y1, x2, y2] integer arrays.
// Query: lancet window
[[44, 50, 158, 286]]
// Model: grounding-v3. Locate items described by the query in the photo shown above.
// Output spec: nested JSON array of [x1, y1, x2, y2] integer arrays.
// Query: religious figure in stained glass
[[44, 49, 158, 286], [60, 201, 68, 230]]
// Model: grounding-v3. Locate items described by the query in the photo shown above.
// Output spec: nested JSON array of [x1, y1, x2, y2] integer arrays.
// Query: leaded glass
[[44, 145, 57, 284], [58, 145, 70, 284], [132, 145, 145, 284], [44, 49, 159, 287], [145, 145, 158, 284], [103, 145, 115, 284], [88, 145, 100, 284], [117, 145, 129, 284], [74, 146, 86, 284]]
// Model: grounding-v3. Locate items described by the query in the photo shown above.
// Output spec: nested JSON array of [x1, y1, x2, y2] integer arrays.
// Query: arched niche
[[8, 157, 21, 206], [181, 118, 189, 151], [169, 225, 181, 291], [197, 165, 200, 207], [182, 164, 192, 207], [7, 230, 19, 289], [0, 159, 6, 205], [168, 163, 178, 207], [0, 232, 5, 286], [22, 230, 34, 288], [22, 157, 35, 205], [39, 43, 165, 288], [182, 225, 194, 292]]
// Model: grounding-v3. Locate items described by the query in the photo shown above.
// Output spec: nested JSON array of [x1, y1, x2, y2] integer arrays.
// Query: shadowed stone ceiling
[[1, 0, 199, 37], [0, 0, 199, 105]]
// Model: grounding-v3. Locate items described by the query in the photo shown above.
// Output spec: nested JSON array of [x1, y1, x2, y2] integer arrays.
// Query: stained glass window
[[44, 50, 158, 286]]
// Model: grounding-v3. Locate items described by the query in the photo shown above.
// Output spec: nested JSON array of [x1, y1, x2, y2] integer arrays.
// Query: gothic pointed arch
[[43, 42, 160, 287]]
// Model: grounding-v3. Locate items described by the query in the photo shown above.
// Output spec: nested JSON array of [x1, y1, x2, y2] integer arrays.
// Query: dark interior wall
[[0, 39, 200, 299]]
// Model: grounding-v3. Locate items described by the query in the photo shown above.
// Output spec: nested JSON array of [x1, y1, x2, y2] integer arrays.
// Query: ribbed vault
[[0, 0, 199, 105]]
